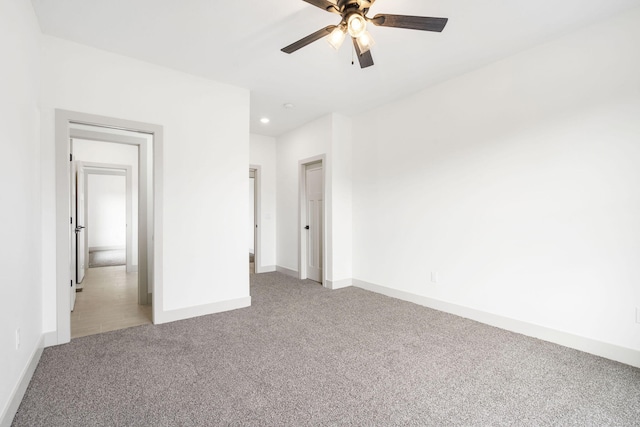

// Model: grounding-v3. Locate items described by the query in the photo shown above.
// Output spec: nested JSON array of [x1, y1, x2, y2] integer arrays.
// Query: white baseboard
[[276, 265, 298, 278], [352, 279, 640, 369], [255, 265, 276, 274], [0, 335, 44, 427], [326, 278, 352, 290], [89, 245, 125, 252], [154, 296, 251, 324], [43, 331, 58, 347]]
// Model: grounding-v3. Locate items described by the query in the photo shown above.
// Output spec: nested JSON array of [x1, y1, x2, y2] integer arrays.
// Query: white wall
[[74, 139, 138, 258], [275, 114, 352, 287], [40, 36, 251, 331], [352, 9, 640, 356], [0, 0, 42, 423], [330, 115, 353, 286], [87, 174, 126, 249], [250, 134, 277, 271], [277, 116, 332, 274]]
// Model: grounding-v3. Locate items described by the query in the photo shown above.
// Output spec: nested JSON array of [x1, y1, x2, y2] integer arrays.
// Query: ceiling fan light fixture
[[355, 30, 375, 54], [327, 25, 347, 50], [281, 0, 449, 69], [347, 13, 367, 38]]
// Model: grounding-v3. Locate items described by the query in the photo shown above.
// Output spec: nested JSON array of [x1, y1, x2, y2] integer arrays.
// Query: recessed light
[[283, 103, 295, 109], [260, 117, 270, 124]]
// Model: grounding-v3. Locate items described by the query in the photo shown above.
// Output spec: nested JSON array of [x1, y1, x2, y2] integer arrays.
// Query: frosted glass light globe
[[347, 14, 366, 38]]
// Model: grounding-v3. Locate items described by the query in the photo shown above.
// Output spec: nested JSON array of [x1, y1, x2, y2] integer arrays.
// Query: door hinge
[[70, 217, 73, 224], [70, 153, 73, 161], [70, 280, 73, 287]]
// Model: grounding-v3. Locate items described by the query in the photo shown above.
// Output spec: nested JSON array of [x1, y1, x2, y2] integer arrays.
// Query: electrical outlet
[[431, 271, 439, 284], [15, 329, 20, 350]]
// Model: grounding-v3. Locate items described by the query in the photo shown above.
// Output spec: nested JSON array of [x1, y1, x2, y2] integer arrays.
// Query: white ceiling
[[30, 0, 640, 136]]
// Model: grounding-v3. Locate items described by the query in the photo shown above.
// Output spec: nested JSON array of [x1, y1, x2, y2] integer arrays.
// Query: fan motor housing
[[337, 0, 373, 15]]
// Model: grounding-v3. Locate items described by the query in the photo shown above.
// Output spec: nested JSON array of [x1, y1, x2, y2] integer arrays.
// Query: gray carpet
[[13, 272, 640, 426], [88, 249, 126, 268]]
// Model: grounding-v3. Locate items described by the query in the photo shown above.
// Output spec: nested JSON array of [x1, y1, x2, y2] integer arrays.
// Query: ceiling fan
[[281, 0, 448, 68]]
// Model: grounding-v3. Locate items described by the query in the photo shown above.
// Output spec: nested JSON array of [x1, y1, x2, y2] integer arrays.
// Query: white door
[[70, 158, 87, 311], [76, 162, 86, 284], [305, 163, 323, 283], [249, 173, 255, 256]]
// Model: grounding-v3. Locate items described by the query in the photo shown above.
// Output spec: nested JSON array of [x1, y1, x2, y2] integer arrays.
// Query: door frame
[[81, 163, 133, 273], [55, 110, 164, 345], [297, 155, 326, 286]]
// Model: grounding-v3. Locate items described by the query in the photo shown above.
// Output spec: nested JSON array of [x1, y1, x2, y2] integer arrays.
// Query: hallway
[[71, 266, 152, 339]]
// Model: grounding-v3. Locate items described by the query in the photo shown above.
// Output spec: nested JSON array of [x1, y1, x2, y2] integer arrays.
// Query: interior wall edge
[[352, 279, 640, 369]]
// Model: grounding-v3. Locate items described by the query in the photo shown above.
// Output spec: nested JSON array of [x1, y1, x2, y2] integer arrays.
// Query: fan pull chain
[[351, 43, 355, 66]]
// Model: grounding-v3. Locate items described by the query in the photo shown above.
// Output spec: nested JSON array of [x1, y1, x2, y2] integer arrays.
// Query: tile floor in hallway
[[71, 265, 152, 339]]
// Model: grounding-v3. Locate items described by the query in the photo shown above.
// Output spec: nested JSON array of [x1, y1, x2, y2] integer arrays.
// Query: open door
[[70, 160, 77, 310], [70, 158, 86, 312], [76, 161, 86, 285]]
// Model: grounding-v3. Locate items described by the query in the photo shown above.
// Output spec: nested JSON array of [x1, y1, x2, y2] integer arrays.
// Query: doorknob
[[75, 225, 85, 233], [304, 225, 310, 230]]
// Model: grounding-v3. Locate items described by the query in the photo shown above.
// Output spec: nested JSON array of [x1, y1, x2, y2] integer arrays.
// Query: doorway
[[55, 110, 163, 345], [70, 130, 148, 296], [69, 135, 148, 338], [73, 161, 134, 285], [249, 165, 262, 274], [82, 164, 133, 273], [249, 169, 256, 274], [298, 157, 325, 284]]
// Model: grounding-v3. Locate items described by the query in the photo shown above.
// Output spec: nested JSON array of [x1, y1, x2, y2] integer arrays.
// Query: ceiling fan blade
[[302, 0, 340, 14], [352, 37, 374, 68], [281, 25, 337, 54], [371, 14, 448, 32]]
